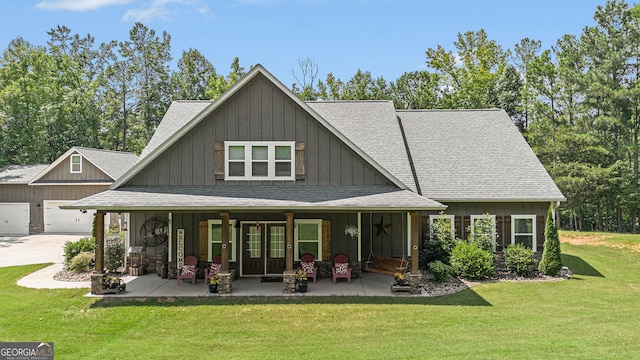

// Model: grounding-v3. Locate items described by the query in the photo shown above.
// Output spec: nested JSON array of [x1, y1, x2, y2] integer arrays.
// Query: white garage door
[[44, 200, 95, 233], [0, 203, 30, 235]]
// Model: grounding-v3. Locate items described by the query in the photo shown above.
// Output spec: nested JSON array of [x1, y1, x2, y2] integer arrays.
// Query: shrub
[[428, 260, 452, 283], [450, 242, 495, 280], [104, 230, 125, 273], [539, 206, 563, 275], [68, 251, 93, 273], [63, 237, 95, 268], [504, 243, 535, 276]]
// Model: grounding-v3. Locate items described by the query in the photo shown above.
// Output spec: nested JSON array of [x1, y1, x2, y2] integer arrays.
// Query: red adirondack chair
[[177, 255, 198, 285], [300, 253, 318, 283], [331, 254, 352, 284]]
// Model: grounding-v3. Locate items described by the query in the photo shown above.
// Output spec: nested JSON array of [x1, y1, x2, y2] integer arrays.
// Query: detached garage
[[44, 200, 95, 233], [0, 203, 30, 234], [0, 147, 137, 234]]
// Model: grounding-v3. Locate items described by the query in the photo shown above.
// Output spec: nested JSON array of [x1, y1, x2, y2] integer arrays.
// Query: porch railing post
[[285, 212, 294, 271], [220, 212, 230, 271]]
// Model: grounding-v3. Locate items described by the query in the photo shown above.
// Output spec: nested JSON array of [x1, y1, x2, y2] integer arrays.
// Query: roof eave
[[433, 197, 566, 203], [60, 204, 447, 212]]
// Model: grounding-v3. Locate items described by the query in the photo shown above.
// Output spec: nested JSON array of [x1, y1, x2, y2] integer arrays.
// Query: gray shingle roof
[[307, 101, 417, 192], [398, 109, 565, 202], [74, 147, 138, 179], [63, 186, 445, 211], [138, 101, 212, 160], [28, 147, 138, 184], [0, 164, 48, 184]]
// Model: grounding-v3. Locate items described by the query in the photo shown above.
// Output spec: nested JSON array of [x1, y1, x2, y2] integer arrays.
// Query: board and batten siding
[[128, 74, 392, 187], [33, 155, 112, 183], [423, 202, 550, 252]]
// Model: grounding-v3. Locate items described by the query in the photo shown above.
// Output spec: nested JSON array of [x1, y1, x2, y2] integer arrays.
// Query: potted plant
[[208, 273, 220, 293], [295, 269, 308, 293], [393, 272, 408, 286], [101, 275, 126, 294]]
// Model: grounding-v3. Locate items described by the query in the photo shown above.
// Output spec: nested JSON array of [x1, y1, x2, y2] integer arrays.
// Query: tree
[[425, 29, 508, 108], [0, 39, 52, 165], [171, 48, 216, 100], [291, 57, 319, 101], [389, 71, 440, 109], [126, 22, 172, 143], [512, 38, 542, 128], [206, 57, 245, 100], [539, 206, 563, 275]]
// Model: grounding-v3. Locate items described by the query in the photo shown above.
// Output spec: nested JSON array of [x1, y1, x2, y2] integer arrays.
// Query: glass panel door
[[266, 224, 286, 274], [242, 224, 264, 275]]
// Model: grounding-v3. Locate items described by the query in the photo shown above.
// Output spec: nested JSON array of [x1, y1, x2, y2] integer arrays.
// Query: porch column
[[94, 211, 105, 274], [410, 211, 419, 273], [285, 212, 294, 271], [220, 212, 230, 271], [91, 211, 105, 295]]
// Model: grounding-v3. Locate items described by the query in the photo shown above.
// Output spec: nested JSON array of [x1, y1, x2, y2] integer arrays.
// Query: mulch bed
[[53, 268, 92, 282]]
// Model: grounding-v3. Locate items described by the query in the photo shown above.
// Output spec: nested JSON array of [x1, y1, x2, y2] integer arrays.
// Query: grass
[[1, 231, 639, 359]]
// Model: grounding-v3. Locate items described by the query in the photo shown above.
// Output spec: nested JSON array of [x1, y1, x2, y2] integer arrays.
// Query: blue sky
[[0, 0, 607, 87]]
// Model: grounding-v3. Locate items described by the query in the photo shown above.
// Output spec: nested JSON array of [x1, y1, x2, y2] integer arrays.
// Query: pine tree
[[539, 205, 563, 275]]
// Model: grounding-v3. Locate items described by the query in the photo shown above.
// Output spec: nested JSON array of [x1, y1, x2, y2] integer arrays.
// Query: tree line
[[0, 0, 637, 232]]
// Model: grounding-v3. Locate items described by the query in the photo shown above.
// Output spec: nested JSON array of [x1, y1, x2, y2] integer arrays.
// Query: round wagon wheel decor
[[140, 219, 168, 247]]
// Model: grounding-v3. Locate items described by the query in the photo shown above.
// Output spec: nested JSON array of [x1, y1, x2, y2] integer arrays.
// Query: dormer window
[[70, 154, 82, 173], [224, 141, 295, 181]]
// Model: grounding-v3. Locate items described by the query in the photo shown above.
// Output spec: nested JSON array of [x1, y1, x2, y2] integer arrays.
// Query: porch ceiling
[[61, 185, 446, 212]]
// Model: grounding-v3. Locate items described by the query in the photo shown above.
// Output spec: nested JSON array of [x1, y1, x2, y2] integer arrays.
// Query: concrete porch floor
[[92, 271, 423, 298]]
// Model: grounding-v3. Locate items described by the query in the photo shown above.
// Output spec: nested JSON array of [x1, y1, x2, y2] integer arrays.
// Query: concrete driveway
[[0, 233, 88, 267]]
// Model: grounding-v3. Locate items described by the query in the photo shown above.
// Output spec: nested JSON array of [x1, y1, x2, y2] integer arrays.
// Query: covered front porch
[[89, 271, 422, 298], [90, 209, 425, 295]]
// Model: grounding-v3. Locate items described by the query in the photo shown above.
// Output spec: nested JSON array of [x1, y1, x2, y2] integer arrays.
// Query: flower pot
[[298, 283, 308, 293], [208, 284, 218, 293]]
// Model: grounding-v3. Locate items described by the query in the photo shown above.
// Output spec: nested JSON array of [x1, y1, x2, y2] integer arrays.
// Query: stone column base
[[218, 272, 232, 294], [91, 274, 104, 295], [283, 270, 296, 294], [408, 271, 422, 295]]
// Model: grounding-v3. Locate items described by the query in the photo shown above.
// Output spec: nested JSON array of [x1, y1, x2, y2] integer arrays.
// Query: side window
[[470, 214, 497, 251], [511, 215, 536, 250], [70, 154, 82, 173], [429, 214, 455, 241], [294, 220, 322, 260]]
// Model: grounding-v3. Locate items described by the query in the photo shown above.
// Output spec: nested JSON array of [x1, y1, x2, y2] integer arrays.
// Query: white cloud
[[123, 0, 210, 22], [35, 0, 131, 11]]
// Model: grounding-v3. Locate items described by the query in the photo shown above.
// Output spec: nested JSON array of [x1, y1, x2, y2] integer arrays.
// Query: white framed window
[[511, 215, 536, 250], [294, 219, 322, 261], [225, 141, 295, 181], [471, 214, 497, 250], [70, 154, 82, 173], [429, 214, 455, 241], [208, 219, 237, 262]]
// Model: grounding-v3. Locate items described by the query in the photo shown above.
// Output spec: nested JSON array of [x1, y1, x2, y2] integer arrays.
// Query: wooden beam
[[410, 211, 419, 273], [285, 212, 294, 271], [94, 211, 105, 274], [220, 212, 230, 271]]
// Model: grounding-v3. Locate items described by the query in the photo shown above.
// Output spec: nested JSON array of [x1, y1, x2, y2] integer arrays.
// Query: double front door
[[242, 222, 286, 275]]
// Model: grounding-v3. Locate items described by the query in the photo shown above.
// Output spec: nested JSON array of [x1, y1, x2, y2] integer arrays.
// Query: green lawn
[[1, 231, 639, 359]]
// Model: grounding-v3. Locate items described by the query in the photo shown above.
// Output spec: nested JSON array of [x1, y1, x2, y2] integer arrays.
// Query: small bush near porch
[[0, 231, 639, 359]]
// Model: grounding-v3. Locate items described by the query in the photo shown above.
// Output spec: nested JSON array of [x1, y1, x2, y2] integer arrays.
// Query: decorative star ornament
[[374, 217, 392, 237]]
